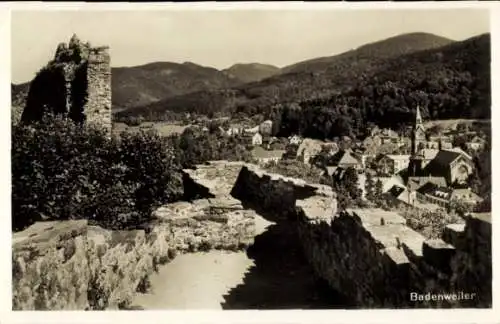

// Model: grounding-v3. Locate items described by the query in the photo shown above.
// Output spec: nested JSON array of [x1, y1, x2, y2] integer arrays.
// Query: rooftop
[[407, 176, 447, 190], [416, 182, 453, 200], [252, 146, 285, 159], [386, 154, 411, 161]]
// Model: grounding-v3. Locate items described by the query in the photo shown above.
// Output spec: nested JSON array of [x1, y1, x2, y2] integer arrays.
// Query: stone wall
[[297, 207, 492, 308], [228, 164, 491, 308], [230, 164, 336, 222], [12, 196, 256, 310]]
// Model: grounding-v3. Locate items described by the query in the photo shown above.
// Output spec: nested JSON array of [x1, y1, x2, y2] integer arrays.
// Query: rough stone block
[[442, 223, 465, 247], [384, 246, 410, 266], [423, 239, 456, 274]]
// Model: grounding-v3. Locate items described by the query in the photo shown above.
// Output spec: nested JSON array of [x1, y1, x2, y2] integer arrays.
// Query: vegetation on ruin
[[262, 159, 326, 184]]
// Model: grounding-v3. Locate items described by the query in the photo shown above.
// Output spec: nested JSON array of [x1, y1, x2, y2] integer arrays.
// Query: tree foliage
[[168, 126, 253, 168], [12, 115, 183, 231]]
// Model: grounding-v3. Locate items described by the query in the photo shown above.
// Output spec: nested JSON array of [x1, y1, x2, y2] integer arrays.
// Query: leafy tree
[[342, 167, 361, 200], [263, 159, 323, 184], [404, 208, 463, 239], [365, 172, 375, 201], [374, 179, 384, 202]]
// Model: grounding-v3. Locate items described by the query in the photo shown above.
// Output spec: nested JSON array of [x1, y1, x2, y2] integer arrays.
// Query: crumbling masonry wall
[[226, 164, 492, 308], [84, 48, 112, 133], [230, 164, 337, 222], [20, 36, 112, 135], [297, 208, 491, 308]]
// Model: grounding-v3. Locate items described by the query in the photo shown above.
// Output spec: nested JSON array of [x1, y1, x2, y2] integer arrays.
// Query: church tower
[[408, 105, 426, 177], [411, 105, 426, 155]]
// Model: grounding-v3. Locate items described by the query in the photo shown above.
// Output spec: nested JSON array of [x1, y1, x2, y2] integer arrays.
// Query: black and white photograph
[[6, 3, 495, 319]]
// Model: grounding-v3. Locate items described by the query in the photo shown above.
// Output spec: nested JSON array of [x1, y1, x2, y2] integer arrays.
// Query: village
[[192, 106, 488, 213]]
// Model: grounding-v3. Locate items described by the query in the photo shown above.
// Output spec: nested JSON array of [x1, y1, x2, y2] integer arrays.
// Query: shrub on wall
[[11, 115, 183, 231]]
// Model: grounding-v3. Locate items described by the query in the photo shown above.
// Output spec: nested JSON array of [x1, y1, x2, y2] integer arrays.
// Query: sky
[[11, 8, 490, 84]]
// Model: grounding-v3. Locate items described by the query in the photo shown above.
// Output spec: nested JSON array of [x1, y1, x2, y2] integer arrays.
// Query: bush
[[403, 208, 463, 239], [12, 115, 183, 231], [173, 126, 253, 168], [123, 116, 144, 127]]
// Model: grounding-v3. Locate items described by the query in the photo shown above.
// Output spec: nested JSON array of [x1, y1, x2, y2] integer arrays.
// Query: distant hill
[[111, 61, 243, 110], [281, 32, 454, 74], [117, 32, 487, 124], [222, 63, 281, 83]]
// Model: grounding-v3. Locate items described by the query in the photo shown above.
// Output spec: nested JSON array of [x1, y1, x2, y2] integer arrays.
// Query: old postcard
[[2, 2, 498, 324]]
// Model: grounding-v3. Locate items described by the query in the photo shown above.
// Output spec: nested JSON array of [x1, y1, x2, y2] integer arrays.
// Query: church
[[387, 106, 478, 209]]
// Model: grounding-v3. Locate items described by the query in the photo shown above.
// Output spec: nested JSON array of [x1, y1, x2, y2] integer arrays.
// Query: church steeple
[[415, 105, 423, 126], [411, 105, 426, 155], [408, 105, 427, 177]]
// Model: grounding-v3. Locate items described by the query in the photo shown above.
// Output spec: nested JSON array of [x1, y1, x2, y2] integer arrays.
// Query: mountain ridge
[[281, 32, 454, 74], [222, 63, 281, 83], [115, 32, 483, 121]]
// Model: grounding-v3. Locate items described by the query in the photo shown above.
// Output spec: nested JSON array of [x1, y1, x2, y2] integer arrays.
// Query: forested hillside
[[270, 33, 491, 139], [281, 32, 453, 74]]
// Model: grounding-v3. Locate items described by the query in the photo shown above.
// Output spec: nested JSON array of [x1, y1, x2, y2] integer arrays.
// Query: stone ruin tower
[[85, 46, 112, 132], [21, 34, 112, 135]]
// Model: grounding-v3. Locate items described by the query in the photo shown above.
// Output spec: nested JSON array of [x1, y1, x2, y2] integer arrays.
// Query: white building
[[252, 132, 263, 146], [288, 135, 302, 145]]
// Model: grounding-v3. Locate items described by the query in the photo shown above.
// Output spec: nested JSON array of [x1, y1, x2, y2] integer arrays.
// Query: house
[[465, 136, 487, 151], [251, 146, 285, 165], [373, 174, 406, 193], [415, 182, 453, 209], [226, 126, 243, 136], [429, 135, 452, 143], [242, 131, 263, 146], [296, 138, 324, 164], [423, 149, 474, 185], [450, 188, 483, 207], [415, 183, 483, 209], [379, 129, 399, 144], [363, 135, 382, 148], [369, 125, 381, 137], [386, 185, 416, 206], [259, 120, 273, 135], [251, 132, 263, 146], [288, 135, 302, 145], [361, 154, 375, 169], [323, 142, 339, 155], [245, 125, 260, 134], [375, 154, 410, 175], [406, 176, 447, 192], [330, 150, 363, 170]]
